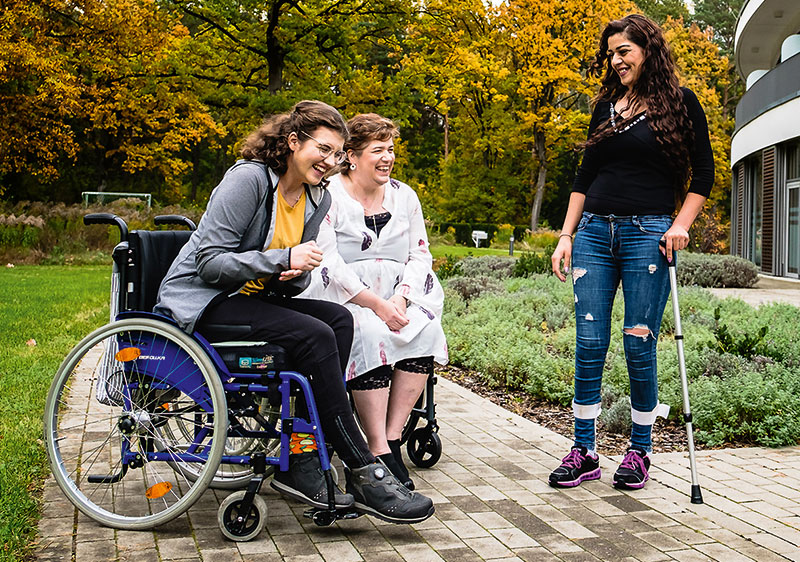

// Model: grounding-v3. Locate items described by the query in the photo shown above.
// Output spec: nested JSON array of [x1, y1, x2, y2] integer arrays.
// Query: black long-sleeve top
[[572, 87, 714, 215]]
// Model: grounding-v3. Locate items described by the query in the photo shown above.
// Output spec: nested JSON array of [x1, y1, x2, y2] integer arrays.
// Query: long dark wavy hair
[[240, 100, 348, 175], [585, 14, 694, 202]]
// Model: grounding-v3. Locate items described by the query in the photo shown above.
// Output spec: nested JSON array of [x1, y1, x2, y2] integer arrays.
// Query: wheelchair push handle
[[155, 215, 197, 231], [84, 213, 129, 242]]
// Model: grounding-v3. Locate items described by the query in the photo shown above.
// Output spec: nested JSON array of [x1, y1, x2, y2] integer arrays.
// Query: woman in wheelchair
[[154, 100, 433, 524], [301, 113, 448, 490]]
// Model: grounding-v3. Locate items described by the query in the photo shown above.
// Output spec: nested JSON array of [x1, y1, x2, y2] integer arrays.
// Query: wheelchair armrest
[[202, 324, 253, 342]]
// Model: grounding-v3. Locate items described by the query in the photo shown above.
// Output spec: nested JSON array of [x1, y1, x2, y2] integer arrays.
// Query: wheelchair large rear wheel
[[43, 318, 228, 530]]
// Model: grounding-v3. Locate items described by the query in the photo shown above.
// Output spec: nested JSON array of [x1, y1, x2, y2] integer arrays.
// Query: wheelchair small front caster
[[218, 490, 266, 541], [407, 427, 442, 468]]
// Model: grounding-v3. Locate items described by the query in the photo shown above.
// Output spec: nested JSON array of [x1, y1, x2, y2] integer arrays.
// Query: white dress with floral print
[[300, 175, 448, 381]]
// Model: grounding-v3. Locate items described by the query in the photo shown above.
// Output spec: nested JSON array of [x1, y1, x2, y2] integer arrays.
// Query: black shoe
[[345, 462, 434, 524], [387, 439, 414, 490], [271, 452, 354, 509], [613, 448, 650, 490], [548, 447, 601, 488], [379, 452, 415, 490]]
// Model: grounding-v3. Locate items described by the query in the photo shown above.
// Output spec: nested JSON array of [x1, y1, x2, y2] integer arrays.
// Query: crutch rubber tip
[[691, 485, 704, 504]]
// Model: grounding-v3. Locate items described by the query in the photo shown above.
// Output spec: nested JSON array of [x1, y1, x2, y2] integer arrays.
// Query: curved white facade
[[731, 0, 800, 279], [731, 97, 800, 166], [735, 0, 800, 78]]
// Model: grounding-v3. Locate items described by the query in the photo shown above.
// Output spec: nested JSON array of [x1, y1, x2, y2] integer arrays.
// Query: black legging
[[198, 293, 374, 468]]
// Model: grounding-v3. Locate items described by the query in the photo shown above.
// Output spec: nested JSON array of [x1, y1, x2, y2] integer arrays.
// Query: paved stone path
[[707, 274, 800, 308], [36, 375, 800, 561]]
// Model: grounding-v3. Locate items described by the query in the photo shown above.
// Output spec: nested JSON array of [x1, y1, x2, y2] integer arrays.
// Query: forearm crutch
[[665, 245, 704, 504]]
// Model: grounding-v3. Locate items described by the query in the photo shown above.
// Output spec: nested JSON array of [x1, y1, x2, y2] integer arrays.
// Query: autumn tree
[[664, 17, 734, 251], [632, 0, 689, 23], [0, 0, 223, 202], [498, 0, 631, 229], [693, 0, 745, 123], [397, 0, 523, 223]]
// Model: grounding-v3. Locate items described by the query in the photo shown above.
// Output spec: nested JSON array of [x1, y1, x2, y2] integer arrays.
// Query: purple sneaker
[[549, 447, 601, 488], [613, 448, 650, 490]]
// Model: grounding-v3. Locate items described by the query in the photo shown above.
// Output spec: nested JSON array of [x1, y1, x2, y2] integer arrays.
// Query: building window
[[745, 154, 763, 267], [786, 142, 800, 276], [788, 141, 800, 181]]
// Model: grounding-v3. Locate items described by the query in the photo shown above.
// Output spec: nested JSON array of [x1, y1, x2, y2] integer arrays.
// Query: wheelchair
[[43, 212, 443, 541]]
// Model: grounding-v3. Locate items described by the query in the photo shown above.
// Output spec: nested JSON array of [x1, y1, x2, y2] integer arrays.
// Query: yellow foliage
[[0, 0, 223, 192], [663, 17, 733, 206]]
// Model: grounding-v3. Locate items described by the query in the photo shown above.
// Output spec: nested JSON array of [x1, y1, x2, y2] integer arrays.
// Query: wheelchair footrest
[[303, 507, 363, 526]]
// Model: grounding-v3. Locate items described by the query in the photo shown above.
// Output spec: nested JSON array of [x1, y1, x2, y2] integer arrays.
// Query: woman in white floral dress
[[303, 114, 448, 488]]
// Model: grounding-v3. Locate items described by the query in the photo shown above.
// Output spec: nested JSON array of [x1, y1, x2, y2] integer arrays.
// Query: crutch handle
[[658, 238, 677, 267]]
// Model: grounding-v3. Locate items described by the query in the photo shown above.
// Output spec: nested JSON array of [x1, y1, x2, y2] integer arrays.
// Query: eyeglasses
[[299, 131, 347, 165]]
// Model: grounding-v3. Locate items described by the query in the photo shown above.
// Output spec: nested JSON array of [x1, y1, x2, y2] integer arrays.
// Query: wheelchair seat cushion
[[211, 341, 291, 373], [201, 322, 291, 372]]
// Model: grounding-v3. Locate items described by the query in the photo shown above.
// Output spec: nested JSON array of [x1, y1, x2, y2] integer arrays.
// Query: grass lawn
[[430, 244, 512, 259], [0, 265, 109, 562]]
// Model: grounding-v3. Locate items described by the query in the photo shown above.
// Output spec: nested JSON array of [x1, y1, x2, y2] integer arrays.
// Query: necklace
[[282, 188, 303, 207], [356, 188, 384, 215], [610, 103, 645, 133]]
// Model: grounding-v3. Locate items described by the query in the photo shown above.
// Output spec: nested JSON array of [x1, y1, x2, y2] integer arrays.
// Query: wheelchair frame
[[43, 213, 354, 541]]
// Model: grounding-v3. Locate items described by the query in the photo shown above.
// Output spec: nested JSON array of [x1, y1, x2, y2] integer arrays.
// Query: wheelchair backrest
[[123, 230, 193, 313]]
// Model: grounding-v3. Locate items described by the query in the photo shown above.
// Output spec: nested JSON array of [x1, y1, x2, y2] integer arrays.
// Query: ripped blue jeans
[[571, 212, 672, 452]]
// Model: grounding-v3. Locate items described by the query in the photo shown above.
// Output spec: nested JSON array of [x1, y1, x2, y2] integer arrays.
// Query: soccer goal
[[82, 191, 152, 208]]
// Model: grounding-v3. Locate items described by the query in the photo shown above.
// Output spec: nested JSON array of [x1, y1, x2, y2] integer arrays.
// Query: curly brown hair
[[341, 114, 399, 176], [240, 100, 348, 175], [585, 14, 694, 202]]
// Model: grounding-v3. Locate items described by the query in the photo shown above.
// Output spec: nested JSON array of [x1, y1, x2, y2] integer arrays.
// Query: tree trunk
[[190, 142, 201, 202], [267, 51, 284, 94], [443, 113, 449, 159], [266, 3, 284, 94], [530, 130, 547, 231]]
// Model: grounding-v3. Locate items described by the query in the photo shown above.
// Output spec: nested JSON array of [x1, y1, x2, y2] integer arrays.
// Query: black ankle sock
[[387, 439, 410, 481], [378, 453, 406, 481]]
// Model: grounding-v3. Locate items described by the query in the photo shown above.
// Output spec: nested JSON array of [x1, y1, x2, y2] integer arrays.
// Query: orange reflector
[[115, 347, 141, 362], [146, 482, 172, 499]]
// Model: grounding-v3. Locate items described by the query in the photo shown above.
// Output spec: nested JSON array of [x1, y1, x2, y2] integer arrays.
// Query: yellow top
[[240, 190, 306, 296]]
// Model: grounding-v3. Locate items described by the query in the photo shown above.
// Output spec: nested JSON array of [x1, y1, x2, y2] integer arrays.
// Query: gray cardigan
[[154, 159, 331, 333]]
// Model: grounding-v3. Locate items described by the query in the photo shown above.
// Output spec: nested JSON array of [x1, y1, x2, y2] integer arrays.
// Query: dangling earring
[[349, 163, 356, 170]]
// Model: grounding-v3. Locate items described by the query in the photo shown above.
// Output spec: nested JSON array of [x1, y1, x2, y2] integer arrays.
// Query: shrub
[[493, 224, 515, 246], [458, 255, 515, 279], [676, 253, 758, 288], [444, 275, 505, 301], [512, 246, 555, 277], [442, 271, 800, 448], [691, 365, 800, 447], [599, 395, 632, 435], [434, 254, 462, 280], [708, 306, 768, 358], [523, 229, 559, 250], [0, 200, 204, 264]]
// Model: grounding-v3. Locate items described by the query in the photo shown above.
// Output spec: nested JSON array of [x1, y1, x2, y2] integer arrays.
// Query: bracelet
[[559, 233, 573, 240]]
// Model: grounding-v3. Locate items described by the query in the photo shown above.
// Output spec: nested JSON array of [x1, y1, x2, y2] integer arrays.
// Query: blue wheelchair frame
[[105, 310, 332, 477], [45, 213, 355, 540]]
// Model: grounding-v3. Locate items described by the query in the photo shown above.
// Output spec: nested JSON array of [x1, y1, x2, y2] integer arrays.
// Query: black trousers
[[198, 293, 374, 468]]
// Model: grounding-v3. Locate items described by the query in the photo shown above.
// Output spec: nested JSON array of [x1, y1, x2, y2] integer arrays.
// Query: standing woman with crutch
[[548, 14, 714, 490]]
